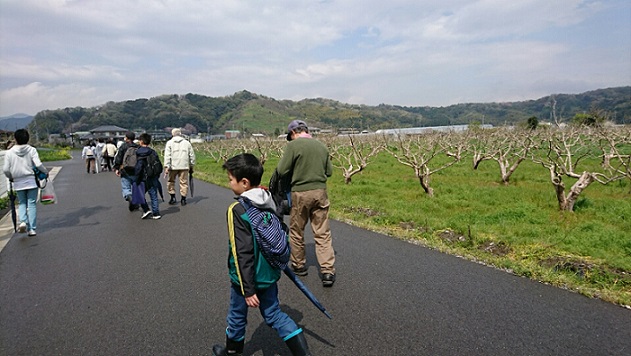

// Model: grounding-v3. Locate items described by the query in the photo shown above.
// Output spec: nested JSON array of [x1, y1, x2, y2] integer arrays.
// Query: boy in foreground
[[213, 153, 310, 356]]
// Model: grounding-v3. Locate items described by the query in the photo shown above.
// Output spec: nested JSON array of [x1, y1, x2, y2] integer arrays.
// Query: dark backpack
[[268, 169, 292, 217], [238, 197, 290, 270], [121, 145, 138, 173], [144, 151, 163, 179]]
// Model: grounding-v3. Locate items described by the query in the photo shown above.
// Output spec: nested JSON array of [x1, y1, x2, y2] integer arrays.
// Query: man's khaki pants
[[289, 189, 336, 275], [167, 169, 189, 197]]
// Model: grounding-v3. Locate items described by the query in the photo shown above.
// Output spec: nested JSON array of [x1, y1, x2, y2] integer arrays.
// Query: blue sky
[[1, 0, 629, 116]]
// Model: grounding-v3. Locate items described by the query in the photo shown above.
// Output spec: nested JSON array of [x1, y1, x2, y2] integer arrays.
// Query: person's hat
[[172, 128, 182, 136], [287, 120, 307, 141]]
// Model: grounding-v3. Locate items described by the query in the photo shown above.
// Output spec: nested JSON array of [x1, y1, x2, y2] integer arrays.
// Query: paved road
[[1, 156, 630, 356]]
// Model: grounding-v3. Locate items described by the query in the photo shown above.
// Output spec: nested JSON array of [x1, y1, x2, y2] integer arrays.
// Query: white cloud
[[0, 0, 629, 116]]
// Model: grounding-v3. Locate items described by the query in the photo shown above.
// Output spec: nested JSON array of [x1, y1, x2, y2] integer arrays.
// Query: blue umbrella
[[283, 266, 333, 319]]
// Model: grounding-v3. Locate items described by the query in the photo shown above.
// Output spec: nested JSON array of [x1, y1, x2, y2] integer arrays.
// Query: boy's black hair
[[14, 129, 29, 145], [139, 133, 152, 145], [125, 131, 136, 141], [222, 153, 263, 186]]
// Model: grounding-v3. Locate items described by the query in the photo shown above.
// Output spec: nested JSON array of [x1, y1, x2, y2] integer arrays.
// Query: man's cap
[[287, 120, 308, 141]]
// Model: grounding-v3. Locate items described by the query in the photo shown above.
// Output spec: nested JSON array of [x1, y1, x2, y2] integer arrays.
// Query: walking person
[[133, 133, 162, 220], [81, 141, 97, 174], [276, 120, 336, 287], [102, 139, 117, 172], [3, 129, 48, 236], [212, 153, 311, 356], [113, 131, 140, 211], [95, 138, 105, 172], [163, 128, 195, 206]]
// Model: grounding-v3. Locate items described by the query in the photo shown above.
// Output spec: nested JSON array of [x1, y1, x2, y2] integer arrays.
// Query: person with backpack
[[113, 131, 140, 211], [102, 139, 117, 172], [3, 129, 48, 237], [212, 153, 311, 356], [163, 128, 196, 206], [277, 120, 336, 287], [81, 140, 97, 174], [132, 133, 162, 220]]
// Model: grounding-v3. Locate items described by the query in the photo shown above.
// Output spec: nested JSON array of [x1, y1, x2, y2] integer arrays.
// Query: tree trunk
[[564, 172, 594, 211], [418, 175, 434, 196], [552, 168, 595, 211], [549, 167, 569, 210]]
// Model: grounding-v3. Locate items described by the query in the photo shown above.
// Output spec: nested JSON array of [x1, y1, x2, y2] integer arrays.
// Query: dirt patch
[[540, 256, 631, 286], [437, 229, 466, 243], [540, 257, 595, 277], [479, 241, 511, 256], [344, 206, 382, 217], [398, 221, 429, 233]]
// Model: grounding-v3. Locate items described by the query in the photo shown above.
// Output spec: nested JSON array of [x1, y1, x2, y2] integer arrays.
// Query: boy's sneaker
[[152, 215, 162, 220], [27, 230, 37, 236], [17, 222, 27, 233], [141, 211, 152, 219]]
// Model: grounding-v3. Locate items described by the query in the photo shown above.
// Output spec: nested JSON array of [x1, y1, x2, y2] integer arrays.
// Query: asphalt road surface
[[1, 155, 630, 355]]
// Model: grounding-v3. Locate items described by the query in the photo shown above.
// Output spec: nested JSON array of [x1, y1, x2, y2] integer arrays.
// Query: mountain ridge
[[7, 86, 630, 137]]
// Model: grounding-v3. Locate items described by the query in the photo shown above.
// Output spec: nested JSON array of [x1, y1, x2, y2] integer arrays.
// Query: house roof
[[90, 125, 128, 133]]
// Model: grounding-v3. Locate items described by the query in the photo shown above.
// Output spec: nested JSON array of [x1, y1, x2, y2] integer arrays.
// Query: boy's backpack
[[144, 151, 163, 179], [238, 197, 290, 270], [121, 145, 138, 172], [268, 169, 292, 217]]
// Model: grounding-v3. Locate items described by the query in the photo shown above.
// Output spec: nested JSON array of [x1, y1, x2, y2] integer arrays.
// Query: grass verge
[[190, 150, 631, 307]]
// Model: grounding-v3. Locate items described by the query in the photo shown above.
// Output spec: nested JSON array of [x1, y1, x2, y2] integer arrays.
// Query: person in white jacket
[[163, 128, 196, 206], [3, 129, 48, 236]]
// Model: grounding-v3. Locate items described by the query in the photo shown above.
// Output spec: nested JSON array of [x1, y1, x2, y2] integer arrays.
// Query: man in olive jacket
[[164, 128, 196, 206], [276, 120, 336, 287]]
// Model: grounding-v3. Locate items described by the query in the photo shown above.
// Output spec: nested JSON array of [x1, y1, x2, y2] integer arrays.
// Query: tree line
[[28, 87, 630, 141]]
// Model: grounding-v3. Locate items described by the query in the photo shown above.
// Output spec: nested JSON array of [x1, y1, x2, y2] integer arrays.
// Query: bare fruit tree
[[469, 126, 494, 169], [595, 125, 631, 192], [250, 136, 283, 166], [384, 131, 462, 196], [326, 135, 384, 184], [198, 140, 245, 163], [487, 127, 538, 185], [531, 125, 624, 211]]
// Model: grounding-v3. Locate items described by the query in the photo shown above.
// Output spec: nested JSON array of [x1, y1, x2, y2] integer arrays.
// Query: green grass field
[[196, 147, 631, 307]]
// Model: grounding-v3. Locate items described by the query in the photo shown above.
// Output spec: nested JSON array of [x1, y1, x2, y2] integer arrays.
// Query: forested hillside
[[28, 87, 630, 139]]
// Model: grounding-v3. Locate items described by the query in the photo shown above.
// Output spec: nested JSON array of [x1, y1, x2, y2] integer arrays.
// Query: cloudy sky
[[1, 0, 629, 117]]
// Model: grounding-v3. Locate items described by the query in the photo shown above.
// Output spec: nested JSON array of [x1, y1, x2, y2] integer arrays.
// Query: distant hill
[[0, 114, 34, 131], [21, 86, 631, 139]]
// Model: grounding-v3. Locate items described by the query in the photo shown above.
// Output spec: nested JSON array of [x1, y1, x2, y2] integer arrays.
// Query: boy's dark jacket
[[134, 146, 160, 188], [227, 187, 281, 297]]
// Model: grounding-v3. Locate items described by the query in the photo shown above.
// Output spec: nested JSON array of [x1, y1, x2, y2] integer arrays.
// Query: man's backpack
[[121, 145, 138, 173], [144, 151, 163, 179], [268, 169, 292, 217], [237, 197, 290, 270]]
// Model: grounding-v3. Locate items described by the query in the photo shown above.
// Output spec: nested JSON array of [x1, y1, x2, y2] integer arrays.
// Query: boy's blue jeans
[[141, 183, 160, 214], [226, 283, 302, 342], [17, 188, 38, 230]]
